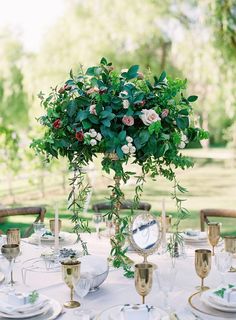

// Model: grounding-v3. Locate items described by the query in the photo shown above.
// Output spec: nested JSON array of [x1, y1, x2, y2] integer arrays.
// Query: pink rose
[[137, 72, 144, 80], [89, 104, 97, 115], [161, 109, 169, 118], [122, 116, 134, 126], [86, 87, 99, 95], [140, 109, 161, 126]]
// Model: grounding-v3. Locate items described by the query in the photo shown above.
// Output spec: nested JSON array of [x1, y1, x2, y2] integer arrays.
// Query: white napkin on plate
[[0, 292, 48, 315], [120, 304, 160, 320], [80, 255, 108, 275]]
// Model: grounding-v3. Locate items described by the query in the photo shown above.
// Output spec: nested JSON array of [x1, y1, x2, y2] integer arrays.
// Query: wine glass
[[208, 222, 220, 256], [224, 236, 236, 272], [1, 244, 20, 286], [93, 213, 102, 238], [195, 249, 212, 291], [73, 274, 93, 317], [61, 260, 81, 308], [33, 222, 46, 249], [0, 255, 10, 286], [155, 262, 177, 312], [215, 251, 232, 285], [135, 263, 153, 304], [49, 219, 62, 235]]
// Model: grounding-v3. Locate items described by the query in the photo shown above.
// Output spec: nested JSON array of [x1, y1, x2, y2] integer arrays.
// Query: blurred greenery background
[[0, 0, 236, 235]]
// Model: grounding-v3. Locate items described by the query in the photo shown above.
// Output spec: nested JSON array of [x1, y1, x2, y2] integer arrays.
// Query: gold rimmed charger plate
[[188, 291, 236, 319]]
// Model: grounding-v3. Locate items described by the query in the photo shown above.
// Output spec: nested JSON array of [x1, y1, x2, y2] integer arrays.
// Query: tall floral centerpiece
[[32, 58, 208, 276]]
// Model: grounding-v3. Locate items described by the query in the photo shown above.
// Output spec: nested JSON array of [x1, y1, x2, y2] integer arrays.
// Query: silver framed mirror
[[129, 212, 162, 263]]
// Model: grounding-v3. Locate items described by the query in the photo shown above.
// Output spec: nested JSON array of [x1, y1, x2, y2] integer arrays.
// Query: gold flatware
[[134, 263, 153, 304], [61, 260, 81, 308], [1, 244, 20, 286], [195, 249, 211, 291], [207, 223, 220, 256]]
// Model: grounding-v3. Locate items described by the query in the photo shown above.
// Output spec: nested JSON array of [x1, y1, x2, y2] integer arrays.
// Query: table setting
[[0, 207, 236, 320]]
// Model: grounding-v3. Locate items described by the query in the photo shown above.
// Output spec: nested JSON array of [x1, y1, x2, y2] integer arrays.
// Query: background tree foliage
[[0, 0, 235, 148]]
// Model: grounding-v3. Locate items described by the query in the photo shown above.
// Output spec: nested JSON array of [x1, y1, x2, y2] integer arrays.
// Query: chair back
[[0, 206, 46, 237], [92, 200, 151, 213], [200, 208, 236, 231]]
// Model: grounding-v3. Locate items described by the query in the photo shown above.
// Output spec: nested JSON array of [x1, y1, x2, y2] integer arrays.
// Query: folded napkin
[[0, 292, 48, 315], [210, 285, 236, 306], [80, 255, 108, 275], [120, 304, 160, 320]]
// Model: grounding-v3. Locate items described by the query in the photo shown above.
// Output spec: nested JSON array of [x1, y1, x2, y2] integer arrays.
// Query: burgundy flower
[[122, 116, 134, 126], [75, 130, 84, 142], [135, 100, 146, 107], [58, 87, 65, 94], [161, 109, 169, 118], [99, 87, 108, 95], [64, 84, 72, 91], [58, 84, 71, 94], [53, 119, 61, 129]]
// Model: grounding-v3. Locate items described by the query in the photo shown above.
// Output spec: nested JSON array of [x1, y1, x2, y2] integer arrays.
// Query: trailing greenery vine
[[31, 57, 208, 277]]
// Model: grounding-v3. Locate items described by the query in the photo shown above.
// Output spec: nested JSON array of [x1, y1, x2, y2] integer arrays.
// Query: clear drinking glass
[[215, 251, 232, 285], [0, 256, 10, 287], [73, 274, 93, 317], [93, 214, 102, 238], [33, 222, 46, 249], [155, 263, 177, 313]]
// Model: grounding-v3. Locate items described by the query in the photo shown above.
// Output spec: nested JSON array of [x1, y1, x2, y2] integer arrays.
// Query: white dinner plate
[[201, 289, 236, 313], [0, 296, 62, 320], [0, 302, 50, 319], [96, 304, 169, 320]]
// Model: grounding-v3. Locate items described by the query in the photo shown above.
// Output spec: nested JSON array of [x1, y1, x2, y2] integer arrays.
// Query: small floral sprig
[[214, 284, 235, 298], [28, 291, 39, 304]]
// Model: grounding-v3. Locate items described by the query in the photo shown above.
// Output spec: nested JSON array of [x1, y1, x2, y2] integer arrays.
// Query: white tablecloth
[[3, 234, 236, 319]]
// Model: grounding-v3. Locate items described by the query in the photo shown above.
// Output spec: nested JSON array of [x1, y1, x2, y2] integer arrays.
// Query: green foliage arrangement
[[32, 58, 208, 275]]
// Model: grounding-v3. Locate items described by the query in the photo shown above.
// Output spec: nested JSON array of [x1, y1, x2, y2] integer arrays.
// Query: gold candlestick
[[207, 222, 220, 256], [61, 260, 81, 308], [195, 249, 212, 291], [135, 263, 153, 304]]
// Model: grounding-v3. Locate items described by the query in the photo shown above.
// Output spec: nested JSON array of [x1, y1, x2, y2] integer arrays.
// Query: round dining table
[[3, 233, 236, 320]]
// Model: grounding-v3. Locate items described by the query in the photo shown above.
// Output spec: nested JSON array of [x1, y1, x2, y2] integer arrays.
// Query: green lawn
[[0, 154, 236, 237]]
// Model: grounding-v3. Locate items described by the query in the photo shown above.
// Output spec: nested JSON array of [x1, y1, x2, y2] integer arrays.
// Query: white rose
[[90, 139, 97, 146], [129, 146, 136, 154], [181, 133, 189, 143], [121, 145, 130, 154], [122, 99, 130, 109], [127, 143, 133, 148], [89, 129, 97, 138], [126, 136, 133, 143], [89, 104, 97, 115], [139, 109, 161, 126], [178, 141, 186, 149], [119, 90, 128, 98], [96, 133, 102, 141]]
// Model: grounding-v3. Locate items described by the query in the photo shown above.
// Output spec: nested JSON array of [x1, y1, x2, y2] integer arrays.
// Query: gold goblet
[[7, 228, 20, 245], [207, 222, 220, 256], [61, 260, 81, 308], [1, 244, 20, 286], [49, 219, 62, 235], [224, 236, 236, 272], [195, 249, 212, 291], [135, 263, 153, 304]]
